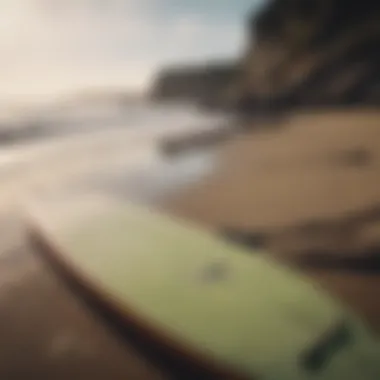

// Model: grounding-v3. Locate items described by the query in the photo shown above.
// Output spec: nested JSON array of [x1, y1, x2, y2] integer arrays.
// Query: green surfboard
[[27, 195, 380, 380]]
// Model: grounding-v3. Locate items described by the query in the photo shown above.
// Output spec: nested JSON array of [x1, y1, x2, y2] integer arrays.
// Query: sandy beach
[[164, 110, 380, 331], [0, 108, 378, 380]]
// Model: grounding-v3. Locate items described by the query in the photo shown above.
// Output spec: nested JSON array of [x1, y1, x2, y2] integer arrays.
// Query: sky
[[0, 0, 265, 103]]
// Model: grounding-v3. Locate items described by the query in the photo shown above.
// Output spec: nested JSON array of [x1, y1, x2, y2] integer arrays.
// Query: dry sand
[[164, 110, 380, 251], [164, 110, 380, 331]]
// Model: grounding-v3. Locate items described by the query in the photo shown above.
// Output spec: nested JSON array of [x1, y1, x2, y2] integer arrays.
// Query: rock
[[236, 0, 380, 114], [150, 62, 239, 110]]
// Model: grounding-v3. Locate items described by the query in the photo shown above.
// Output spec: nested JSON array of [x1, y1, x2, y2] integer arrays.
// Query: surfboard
[[26, 195, 380, 380]]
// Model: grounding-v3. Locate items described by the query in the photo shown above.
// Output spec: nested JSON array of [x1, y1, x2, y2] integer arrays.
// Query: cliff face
[[151, 62, 239, 109], [152, 0, 380, 113], [236, 0, 380, 113]]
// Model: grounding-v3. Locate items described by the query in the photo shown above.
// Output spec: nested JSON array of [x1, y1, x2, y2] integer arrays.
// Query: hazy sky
[[0, 0, 264, 102]]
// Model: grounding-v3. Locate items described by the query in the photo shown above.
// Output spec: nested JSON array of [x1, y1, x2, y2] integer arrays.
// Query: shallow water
[[78, 147, 219, 206], [0, 101, 230, 146], [0, 102, 225, 210]]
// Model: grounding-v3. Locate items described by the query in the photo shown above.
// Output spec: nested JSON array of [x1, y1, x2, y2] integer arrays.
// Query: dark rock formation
[[150, 62, 239, 109], [235, 0, 380, 113], [152, 0, 380, 114]]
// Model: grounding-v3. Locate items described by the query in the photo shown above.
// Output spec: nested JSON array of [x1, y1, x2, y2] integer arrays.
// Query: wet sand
[[0, 220, 170, 380], [0, 126, 218, 380], [0, 125, 235, 380]]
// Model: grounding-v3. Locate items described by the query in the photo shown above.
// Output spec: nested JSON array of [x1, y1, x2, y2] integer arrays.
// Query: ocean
[[0, 101, 230, 208]]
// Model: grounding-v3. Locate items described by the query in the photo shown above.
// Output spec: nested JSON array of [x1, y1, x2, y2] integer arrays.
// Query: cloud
[[0, 0, 250, 102]]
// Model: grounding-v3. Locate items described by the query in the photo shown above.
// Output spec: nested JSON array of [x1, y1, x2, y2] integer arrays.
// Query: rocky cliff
[[151, 62, 239, 109], [152, 0, 380, 113], [236, 0, 380, 113]]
